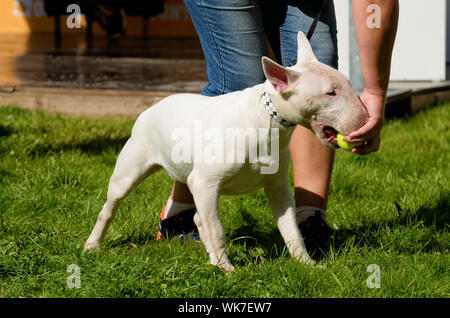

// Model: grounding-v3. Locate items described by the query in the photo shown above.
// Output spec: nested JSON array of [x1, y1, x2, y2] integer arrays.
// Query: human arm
[[346, 0, 399, 155]]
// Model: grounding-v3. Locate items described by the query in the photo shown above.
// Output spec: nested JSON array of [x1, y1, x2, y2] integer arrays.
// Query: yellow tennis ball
[[336, 133, 364, 150]]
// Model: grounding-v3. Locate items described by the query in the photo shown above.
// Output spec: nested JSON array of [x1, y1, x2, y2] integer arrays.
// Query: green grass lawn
[[0, 103, 448, 298]]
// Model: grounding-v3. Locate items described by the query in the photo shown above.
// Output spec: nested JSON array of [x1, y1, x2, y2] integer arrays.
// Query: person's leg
[[289, 1, 337, 217], [160, 0, 269, 237], [184, 0, 268, 96], [169, 0, 269, 207], [290, 128, 335, 212], [262, 0, 338, 256], [263, 0, 338, 211]]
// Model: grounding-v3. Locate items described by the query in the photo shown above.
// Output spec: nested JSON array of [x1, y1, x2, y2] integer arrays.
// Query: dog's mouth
[[321, 125, 339, 148]]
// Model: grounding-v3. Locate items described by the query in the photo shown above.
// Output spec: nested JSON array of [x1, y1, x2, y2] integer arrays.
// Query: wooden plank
[[2, 82, 450, 119], [0, 86, 172, 118]]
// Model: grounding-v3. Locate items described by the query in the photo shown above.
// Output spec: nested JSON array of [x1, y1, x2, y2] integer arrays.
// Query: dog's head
[[261, 32, 368, 148]]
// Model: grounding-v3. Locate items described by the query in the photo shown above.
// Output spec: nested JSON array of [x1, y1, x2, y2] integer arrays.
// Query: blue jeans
[[184, 0, 338, 96]]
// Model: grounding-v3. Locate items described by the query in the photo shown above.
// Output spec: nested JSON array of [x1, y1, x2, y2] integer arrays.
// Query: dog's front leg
[[264, 183, 314, 265], [187, 174, 234, 272]]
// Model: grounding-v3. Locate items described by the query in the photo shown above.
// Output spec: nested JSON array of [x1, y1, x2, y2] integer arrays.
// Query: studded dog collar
[[260, 90, 296, 127]]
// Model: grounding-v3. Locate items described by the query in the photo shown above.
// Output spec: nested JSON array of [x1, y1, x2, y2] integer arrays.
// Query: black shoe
[[157, 207, 200, 241], [298, 210, 331, 259]]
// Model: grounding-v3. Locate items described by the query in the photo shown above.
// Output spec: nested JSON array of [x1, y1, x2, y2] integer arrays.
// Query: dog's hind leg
[[84, 138, 161, 251]]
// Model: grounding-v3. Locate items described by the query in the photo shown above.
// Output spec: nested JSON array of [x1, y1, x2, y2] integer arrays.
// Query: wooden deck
[[1, 33, 449, 118]]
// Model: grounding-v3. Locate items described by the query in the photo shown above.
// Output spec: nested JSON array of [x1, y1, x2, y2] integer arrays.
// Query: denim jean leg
[[270, 0, 338, 69], [184, 0, 268, 96]]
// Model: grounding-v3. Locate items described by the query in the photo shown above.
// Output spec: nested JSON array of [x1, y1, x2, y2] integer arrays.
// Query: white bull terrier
[[84, 32, 368, 271]]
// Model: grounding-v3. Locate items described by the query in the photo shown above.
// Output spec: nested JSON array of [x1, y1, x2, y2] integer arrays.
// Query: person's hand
[[344, 89, 386, 155]]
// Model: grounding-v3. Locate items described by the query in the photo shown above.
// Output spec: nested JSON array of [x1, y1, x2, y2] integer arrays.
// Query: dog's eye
[[326, 89, 337, 96]]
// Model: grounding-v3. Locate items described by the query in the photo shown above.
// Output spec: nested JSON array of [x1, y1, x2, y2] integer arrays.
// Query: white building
[[335, 0, 447, 83]]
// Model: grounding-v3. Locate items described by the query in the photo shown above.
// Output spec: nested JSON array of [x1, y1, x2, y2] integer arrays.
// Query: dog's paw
[[313, 263, 326, 269], [219, 263, 235, 273], [297, 254, 316, 266], [83, 241, 100, 252], [300, 257, 326, 269]]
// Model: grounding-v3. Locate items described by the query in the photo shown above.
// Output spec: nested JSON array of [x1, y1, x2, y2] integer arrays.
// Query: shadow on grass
[[331, 195, 449, 254], [227, 208, 286, 263], [0, 124, 13, 138], [215, 194, 448, 264], [89, 195, 449, 265], [102, 208, 288, 266], [394, 195, 449, 230], [29, 135, 129, 156]]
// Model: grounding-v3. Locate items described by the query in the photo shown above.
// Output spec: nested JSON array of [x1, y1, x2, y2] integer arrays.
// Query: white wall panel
[[334, 0, 447, 81]]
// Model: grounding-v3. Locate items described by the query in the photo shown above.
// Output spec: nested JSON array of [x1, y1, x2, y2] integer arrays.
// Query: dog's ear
[[297, 31, 318, 63], [262, 57, 300, 93]]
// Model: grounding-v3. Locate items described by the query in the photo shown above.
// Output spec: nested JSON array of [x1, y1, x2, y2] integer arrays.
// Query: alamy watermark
[[66, 264, 81, 289], [12, 1, 82, 28], [171, 121, 280, 174], [366, 264, 381, 289], [66, 4, 82, 29], [366, 4, 381, 29]]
